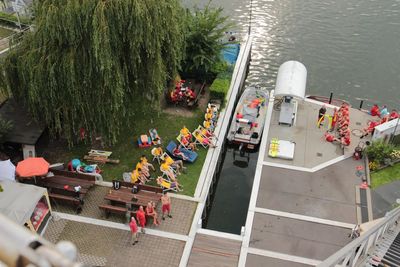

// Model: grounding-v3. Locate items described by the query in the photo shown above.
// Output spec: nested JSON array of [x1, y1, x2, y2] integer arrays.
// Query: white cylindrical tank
[[274, 61, 307, 99]]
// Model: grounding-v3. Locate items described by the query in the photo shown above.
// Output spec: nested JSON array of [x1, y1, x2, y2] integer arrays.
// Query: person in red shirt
[[136, 206, 146, 233], [341, 134, 351, 146], [161, 192, 172, 220], [129, 216, 139, 245], [390, 109, 399, 121], [146, 201, 160, 226], [360, 120, 380, 138], [324, 132, 339, 143], [369, 104, 380, 117]]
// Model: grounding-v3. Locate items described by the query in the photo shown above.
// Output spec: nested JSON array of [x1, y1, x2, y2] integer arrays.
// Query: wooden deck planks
[[187, 234, 241, 267]]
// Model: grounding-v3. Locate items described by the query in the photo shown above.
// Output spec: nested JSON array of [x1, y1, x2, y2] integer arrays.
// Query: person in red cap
[[324, 132, 340, 143]]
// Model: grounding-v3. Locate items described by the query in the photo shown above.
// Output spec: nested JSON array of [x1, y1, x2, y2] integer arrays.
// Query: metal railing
[[318, 206, 400, 267], [0, 26, 31, 53]]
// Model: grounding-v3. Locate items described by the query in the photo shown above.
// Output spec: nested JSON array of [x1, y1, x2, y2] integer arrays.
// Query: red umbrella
[[16, 157, 50, 177]]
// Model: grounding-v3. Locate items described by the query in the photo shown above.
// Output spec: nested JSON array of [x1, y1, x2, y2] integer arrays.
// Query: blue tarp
[[222, 43, 240, 65]]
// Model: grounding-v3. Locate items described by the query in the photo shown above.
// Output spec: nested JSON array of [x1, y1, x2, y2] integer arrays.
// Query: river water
[[184, 0, 400, 108], [183, 0, 400, 234]]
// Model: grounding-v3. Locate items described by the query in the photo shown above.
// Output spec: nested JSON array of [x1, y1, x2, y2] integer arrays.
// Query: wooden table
[[104, 188, 161, 209], [42, 176, 94, 189]]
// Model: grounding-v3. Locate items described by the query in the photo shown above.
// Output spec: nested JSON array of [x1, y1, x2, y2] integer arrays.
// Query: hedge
[[209, 77, 230, 100], [0, 12, 31, 28]]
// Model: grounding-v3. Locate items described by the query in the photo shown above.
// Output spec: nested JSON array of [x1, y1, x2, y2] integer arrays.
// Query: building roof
[[0, 181, 47, 225], [0, 99, 45, 145]]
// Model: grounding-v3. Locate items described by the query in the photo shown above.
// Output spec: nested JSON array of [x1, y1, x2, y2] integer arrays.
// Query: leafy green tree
[[182, 2, 232, 80], [1, 0, 185, 145]]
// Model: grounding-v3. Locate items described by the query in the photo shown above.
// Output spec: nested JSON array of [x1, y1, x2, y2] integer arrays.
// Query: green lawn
[[46, 109, 208, 196], [371, 163, 400, 189], [0, 27, 13, 38]]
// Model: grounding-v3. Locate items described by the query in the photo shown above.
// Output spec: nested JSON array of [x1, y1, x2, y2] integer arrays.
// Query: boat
[[227, 86, 269, 150]]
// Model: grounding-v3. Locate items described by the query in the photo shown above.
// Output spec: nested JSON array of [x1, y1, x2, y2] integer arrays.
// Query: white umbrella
[[0, 159, 16, 182]]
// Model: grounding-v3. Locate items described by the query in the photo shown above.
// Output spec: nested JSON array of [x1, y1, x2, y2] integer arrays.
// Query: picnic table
[[99, 183, 162, 218], [104, 188, 161, 208], [38, 175, 95, 213]]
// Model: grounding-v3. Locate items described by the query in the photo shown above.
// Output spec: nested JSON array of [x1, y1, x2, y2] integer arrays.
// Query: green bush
[[366, 140, 396, 165], [209, 77, 230, 100], [0, 12, 31, 28]]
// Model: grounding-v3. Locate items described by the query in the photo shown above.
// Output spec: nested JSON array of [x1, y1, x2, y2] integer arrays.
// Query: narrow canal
[[205, 146, 258, 234]]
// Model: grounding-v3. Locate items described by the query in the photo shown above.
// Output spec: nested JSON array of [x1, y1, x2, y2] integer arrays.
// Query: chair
[[177, 133, 189, 149], [196, 125, 218, 142], [138, 135, 152, 148], [157, 177, 179, 193], [149, 128, 161, 145], [151, 148, 162, 164]]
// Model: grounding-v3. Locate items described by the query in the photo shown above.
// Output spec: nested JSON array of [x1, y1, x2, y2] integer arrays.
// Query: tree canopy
[[1, 0, 185, 144], [182, 3, 231, 80]]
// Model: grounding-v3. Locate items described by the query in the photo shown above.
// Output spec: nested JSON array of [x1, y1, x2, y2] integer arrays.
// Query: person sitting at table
[[146, 201, 160, 226], [173, 146, 189, 161], [136, 206, 146, 233], [160, 161, 176, 181], [140, 155, 155, 172]]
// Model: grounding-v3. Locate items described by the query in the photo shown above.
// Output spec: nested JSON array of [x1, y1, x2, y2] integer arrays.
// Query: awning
[[274, 61, 307, 100], [0, 159, 16, 182], [0, 181, 47, 225]]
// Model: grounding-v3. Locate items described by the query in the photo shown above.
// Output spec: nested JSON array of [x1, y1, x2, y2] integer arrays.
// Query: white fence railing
[[318, 206, 400, 267]]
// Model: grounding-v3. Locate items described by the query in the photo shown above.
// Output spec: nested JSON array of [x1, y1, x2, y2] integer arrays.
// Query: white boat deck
[[240, 97, 375, 267], [264, 100, 372, 168]]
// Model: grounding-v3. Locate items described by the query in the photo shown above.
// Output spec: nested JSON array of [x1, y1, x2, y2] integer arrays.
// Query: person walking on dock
[[161, 192, 172, 220], [318, 105, 327, 128]]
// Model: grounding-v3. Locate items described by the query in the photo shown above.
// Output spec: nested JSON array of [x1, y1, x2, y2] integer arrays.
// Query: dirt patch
[[163, 89, 210, 118]]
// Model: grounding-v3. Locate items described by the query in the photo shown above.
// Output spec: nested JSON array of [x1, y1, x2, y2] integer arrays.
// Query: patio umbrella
[[0, 159, 16, 181], [16, 157, 50, 177]]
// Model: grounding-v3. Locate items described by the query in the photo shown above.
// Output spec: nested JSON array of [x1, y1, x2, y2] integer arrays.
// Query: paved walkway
[[51, 185, 197, 235], [44, 219, 185, 267]]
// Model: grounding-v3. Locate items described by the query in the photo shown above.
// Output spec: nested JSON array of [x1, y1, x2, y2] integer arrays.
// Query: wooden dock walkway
[[187, 234, 242, 267]]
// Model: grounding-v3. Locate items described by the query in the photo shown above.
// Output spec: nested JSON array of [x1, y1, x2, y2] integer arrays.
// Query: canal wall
[[179, 34, 253, 267]]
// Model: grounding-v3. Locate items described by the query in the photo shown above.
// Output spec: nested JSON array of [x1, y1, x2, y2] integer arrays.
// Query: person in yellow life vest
[[131, 169, 145, 184], [140, 155, 155, 171], [154, 146, 163, 157], [160, 161, 176, 181], [164, 155, 185, 175], [205, 112, 213, 121], [180, 126, 192, 140], [194, 130, 216, 148], [136, 161, 150, 178], [203, 119, 215, 132]]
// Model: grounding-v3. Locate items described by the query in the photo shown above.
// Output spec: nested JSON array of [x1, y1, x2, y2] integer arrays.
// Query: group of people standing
[[322, 103, 351, 147], [129, 192, 173, 245]]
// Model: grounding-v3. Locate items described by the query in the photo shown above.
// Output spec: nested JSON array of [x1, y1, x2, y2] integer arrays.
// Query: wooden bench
[[49, 193, 82, 213], [112, 180, 163, 194], [98, 204, 153, 224], [98, 204, 139, 218], [50, 168, 96, 182]]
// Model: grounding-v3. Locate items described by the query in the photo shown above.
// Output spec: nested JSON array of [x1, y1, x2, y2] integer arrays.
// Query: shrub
[[366, 140, 396, 165], [368, 160, 380, 171], [182, 3, 232, 80], [209, 77, 230, 100], [0, 12, 31, 28]]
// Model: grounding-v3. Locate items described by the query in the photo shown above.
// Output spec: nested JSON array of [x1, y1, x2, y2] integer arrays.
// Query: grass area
[[45, 109, 208, 196], [371, 163, 400, 189], [0, 26, 13, 39]]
